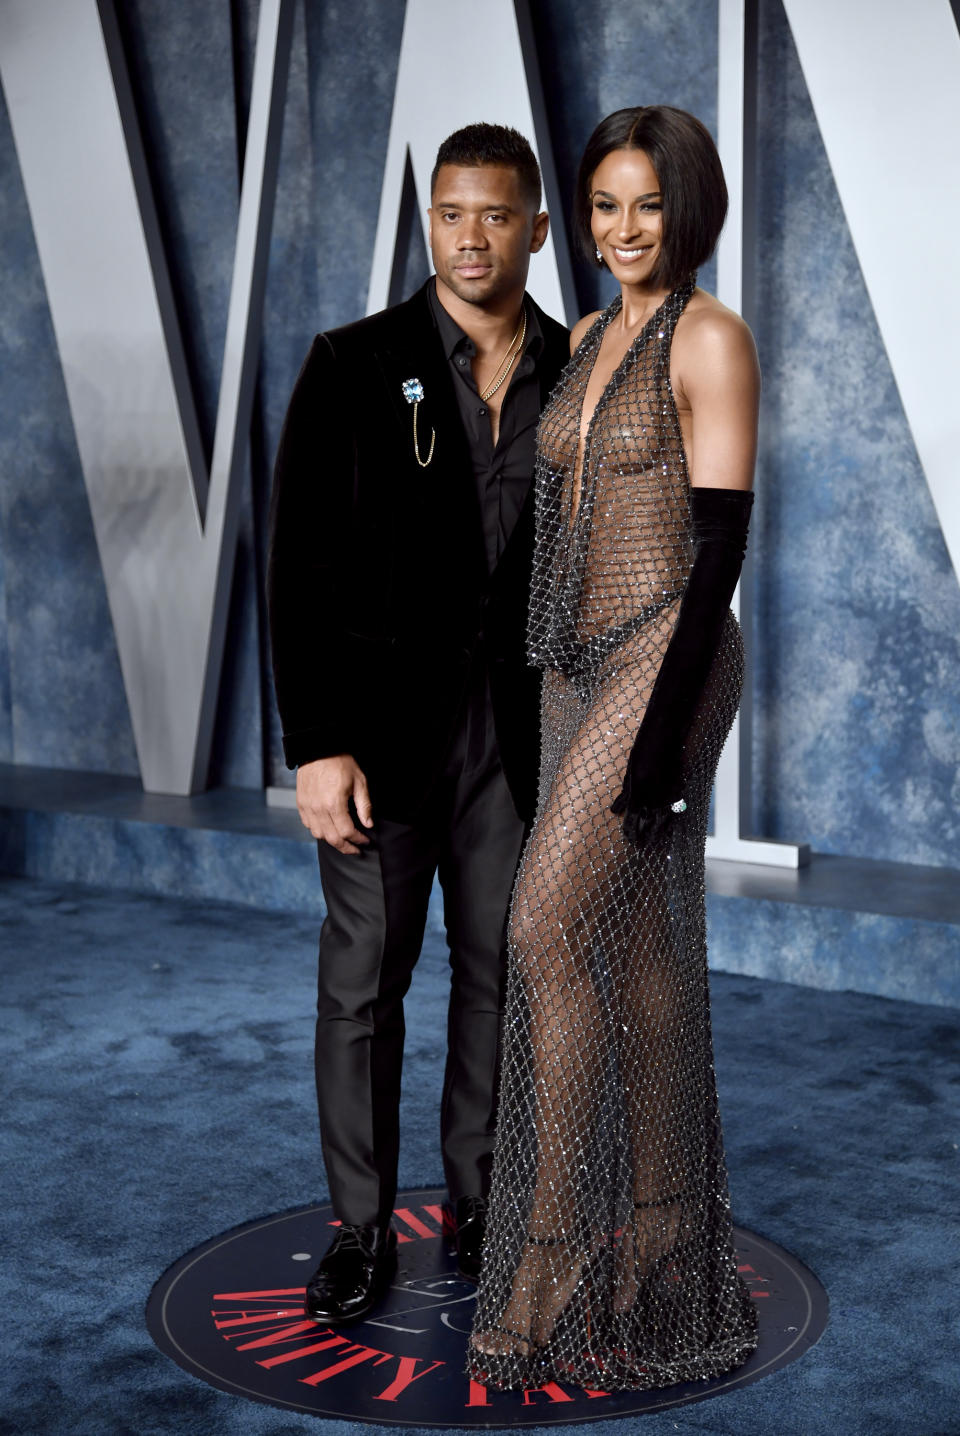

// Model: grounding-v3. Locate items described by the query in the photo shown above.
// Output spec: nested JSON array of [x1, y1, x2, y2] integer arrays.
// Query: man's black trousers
[[313, 681, 528, 1227]]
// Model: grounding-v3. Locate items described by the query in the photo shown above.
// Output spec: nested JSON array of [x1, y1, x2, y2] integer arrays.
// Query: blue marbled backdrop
[[751, 1, 960, 866], [0, 0, 957, 869]]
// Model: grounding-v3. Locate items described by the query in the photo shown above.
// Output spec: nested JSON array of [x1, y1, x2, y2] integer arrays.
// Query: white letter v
[[0, 0, 295, 793]]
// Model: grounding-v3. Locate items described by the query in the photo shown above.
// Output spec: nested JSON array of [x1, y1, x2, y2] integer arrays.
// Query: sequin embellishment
[[468, 279, 759, 1391]]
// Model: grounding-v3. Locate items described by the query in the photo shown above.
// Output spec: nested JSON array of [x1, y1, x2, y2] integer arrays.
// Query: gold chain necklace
[[478, 309, 527, 402]]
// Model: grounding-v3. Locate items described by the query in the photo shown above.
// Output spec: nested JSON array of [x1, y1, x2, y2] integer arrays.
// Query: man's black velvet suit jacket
[[267, 280, 570, 824]]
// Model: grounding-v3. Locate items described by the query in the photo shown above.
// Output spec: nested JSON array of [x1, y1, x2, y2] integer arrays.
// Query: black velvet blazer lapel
[[372, 284, 486, 571], [374, 286, 468, 478]]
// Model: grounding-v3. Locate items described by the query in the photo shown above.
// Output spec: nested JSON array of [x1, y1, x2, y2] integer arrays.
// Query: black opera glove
[[611, 486, 754, 845]]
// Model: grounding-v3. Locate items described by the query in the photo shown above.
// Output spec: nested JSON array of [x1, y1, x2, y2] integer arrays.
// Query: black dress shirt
[[428, 278, 545, 574]]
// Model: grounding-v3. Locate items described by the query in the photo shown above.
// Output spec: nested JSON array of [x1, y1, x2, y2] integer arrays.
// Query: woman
[[468, 106, 761, 1391]]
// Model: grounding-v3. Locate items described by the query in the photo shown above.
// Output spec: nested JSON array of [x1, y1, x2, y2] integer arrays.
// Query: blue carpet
[[1, 873, 957, 1435]]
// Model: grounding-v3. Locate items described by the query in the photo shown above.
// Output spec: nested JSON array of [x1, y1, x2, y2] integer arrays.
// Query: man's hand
[[296, 755, 373, 854]]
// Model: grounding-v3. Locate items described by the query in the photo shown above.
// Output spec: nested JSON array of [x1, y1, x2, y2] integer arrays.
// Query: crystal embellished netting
[[467, 279, 759, 1390]]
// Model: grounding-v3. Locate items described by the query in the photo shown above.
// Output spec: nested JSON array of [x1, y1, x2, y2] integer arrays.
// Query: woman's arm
[[612, 305, 761, 842], [673, 303, 760, 491]]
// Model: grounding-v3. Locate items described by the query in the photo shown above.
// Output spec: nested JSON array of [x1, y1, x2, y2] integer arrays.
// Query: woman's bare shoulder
[[676, 289, 757, 366], [671, 288, 757, 399], [570, 310, 604, 355]]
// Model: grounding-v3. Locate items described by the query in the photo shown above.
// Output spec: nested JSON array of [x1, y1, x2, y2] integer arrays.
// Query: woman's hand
[[611, 761, 684, 845]]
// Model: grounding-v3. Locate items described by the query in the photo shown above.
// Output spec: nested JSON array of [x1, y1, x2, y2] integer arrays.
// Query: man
[[267, 123, 569, 1325]]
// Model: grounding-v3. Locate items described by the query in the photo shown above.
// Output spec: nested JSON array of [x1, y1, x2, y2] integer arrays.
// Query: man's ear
[[426, 207, 434, 248], [530, 210, 549, 254]]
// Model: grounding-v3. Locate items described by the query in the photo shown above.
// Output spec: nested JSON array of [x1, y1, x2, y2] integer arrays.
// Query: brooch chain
[[401, 377, 436, 468]]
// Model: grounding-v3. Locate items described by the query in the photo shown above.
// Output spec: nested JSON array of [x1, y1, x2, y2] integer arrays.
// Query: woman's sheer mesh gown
[[467, 280, 759, 1390]]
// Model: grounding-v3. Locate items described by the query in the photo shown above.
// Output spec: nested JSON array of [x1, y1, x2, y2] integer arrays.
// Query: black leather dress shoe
[[304, 1223, 397, 1324], [450, 1195, 487, 1282]]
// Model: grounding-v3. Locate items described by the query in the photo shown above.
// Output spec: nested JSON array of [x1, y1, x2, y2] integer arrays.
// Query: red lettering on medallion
[[465, 1379, 492, 1407], [374, 1355, 445, 1401], [522, 1382, 575, 1405], [299, 1344, 393, 1386], [393, 1207, 440, 1240], [584, 1389, 611, 1398], [214, 1308, 303, 1330], [235, 1321, 324, 1352], [423, 1202, 449, 1234], [738, 1263, 772, 1296], [257, 1333, 349, 1368], [213, 1287, 306, 1300]]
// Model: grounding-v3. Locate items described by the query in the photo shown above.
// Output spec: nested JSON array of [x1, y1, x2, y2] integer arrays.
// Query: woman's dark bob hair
[[573, 106, 728, 290]]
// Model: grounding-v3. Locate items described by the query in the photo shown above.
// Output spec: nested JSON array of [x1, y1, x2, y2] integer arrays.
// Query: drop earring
[[595, 246, 605, 268]]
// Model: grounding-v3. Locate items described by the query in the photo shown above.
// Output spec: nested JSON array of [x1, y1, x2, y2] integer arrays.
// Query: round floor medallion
[[147, 1188, 827, 1426]]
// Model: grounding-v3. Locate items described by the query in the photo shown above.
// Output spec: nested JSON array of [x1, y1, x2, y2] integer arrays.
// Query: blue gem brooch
[[401, 377, 434, 467]]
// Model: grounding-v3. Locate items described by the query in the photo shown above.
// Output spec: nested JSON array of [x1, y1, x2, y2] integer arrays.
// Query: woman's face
[[589, 148, 663, 286]]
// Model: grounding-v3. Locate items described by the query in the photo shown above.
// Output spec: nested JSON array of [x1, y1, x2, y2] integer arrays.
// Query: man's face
[[428, 164, 548, 308]]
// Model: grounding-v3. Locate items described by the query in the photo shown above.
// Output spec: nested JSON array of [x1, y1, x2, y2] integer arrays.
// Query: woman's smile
[[612, 244, 653, 263]]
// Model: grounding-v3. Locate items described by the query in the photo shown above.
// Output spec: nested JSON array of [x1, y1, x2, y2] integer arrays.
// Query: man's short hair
[[431, 123, 542, 211], [573, 106, 728, 290]]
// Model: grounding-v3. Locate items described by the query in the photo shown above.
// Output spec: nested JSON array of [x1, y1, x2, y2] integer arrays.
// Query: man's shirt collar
[[427, 276, 544, 363]]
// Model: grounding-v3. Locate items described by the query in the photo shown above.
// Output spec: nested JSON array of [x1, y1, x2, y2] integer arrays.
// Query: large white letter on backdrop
[[709, 0, 960, 866], [367, 0, 576, 324], [781, 0, 960, 582], [0, 0, 294, 795]]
